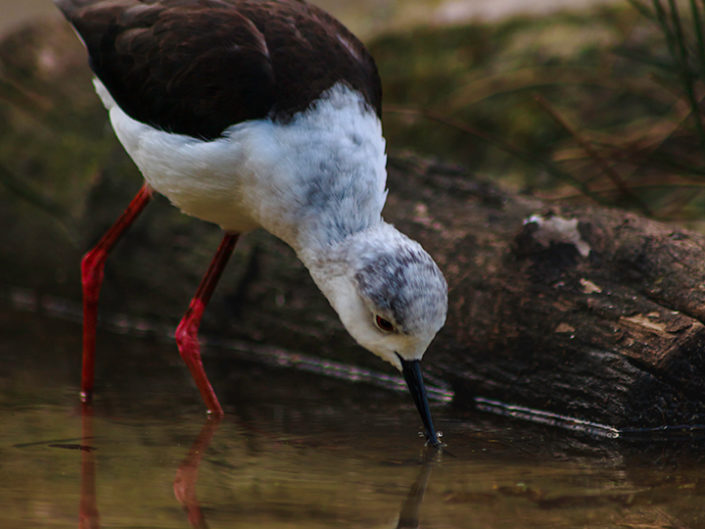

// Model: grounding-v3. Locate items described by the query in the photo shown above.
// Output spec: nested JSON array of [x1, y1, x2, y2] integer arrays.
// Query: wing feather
[[55, 0, 382, 140]]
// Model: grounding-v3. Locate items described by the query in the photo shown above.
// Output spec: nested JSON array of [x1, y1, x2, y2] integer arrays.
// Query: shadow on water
[[3, 308, 705, 528]]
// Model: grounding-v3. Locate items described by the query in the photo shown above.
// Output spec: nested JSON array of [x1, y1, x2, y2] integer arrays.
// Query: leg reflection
[[173, 417, 221, 529], [396, 458, 434, 529], [79, 403, 100, 529]]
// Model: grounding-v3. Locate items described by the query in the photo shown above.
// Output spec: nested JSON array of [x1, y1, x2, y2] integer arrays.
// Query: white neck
[[296, 222, 395, 320]]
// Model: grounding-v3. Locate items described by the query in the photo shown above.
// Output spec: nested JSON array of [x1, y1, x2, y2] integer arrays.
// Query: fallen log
[[2, 19, 705, 430]]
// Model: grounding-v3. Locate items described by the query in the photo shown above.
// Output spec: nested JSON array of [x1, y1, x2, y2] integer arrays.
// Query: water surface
[[1, 308, 705, 528]]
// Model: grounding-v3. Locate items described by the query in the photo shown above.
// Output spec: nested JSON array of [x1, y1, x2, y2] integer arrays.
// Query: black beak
[[399, 355, 441, 448]]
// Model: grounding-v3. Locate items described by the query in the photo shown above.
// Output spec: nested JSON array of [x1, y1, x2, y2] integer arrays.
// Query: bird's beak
[[399, 355, 441, 448]]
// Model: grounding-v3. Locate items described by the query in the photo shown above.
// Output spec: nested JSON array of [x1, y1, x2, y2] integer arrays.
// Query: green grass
[[370, 3, 705, 220], [4, 5, 705, 224]]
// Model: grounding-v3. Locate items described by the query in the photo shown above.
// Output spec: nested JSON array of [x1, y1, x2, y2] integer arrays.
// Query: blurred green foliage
[[4, 3, 705, 233], [370, 3, 705, 221]]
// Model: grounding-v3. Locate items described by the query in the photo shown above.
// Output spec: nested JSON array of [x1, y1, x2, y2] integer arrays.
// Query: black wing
[[55, 0, 382, 140]]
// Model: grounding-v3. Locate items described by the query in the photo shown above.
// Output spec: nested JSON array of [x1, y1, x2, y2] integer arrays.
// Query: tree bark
[[388, 156, 705, 430]]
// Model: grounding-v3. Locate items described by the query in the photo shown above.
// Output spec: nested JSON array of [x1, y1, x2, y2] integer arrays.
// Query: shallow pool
[[1, 308, 704, 528]]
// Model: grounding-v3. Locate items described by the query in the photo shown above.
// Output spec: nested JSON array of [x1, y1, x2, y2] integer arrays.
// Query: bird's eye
[[375, 315, 395, 332]]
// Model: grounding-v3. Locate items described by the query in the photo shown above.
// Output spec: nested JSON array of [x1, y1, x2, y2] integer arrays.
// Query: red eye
[[375, 315, 395, 332]]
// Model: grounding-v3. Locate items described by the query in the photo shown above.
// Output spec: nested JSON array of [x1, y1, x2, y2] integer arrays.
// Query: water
[[2, 308, 705, 528]]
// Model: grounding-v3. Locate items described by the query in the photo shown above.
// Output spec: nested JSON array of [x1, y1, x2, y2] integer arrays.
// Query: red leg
[[81, 183, 152, 402], [175, 233, 239, 416]]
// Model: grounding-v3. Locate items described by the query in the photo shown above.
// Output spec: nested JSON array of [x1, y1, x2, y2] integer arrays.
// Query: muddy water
[[1, 308, 705, 528]]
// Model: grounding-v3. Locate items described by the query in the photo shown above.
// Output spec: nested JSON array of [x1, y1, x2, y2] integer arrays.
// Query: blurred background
[[5, 0, 705, 223], [0, 0, 621, 37]]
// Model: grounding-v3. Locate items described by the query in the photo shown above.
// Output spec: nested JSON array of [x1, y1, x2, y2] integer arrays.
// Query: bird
[[55, 0, 448, 447]]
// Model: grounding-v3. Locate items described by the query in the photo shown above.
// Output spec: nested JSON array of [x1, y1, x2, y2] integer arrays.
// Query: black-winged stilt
[[55, 0, 448, 447]]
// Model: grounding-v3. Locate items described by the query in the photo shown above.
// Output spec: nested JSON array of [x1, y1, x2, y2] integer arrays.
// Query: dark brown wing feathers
[[55, 0, 382, 139]]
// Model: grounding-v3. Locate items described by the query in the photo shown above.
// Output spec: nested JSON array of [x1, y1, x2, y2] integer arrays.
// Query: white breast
[[96, 79, 388, 251]]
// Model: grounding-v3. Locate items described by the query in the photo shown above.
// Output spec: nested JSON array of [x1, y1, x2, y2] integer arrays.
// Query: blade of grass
[[667, 0, 705, 151], [612, 45, 681, 72], [689, 0, 705, 76], [652, 0, 679, 59], [628, 0, 658, 20]]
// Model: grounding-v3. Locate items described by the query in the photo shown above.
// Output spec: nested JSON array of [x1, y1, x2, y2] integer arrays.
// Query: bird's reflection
[[77, 405, 435, 529], [79, 403, 100, 529], [171, 417, 437, 529], [173, 417, 221, 529], [396, 457, 434, 529]]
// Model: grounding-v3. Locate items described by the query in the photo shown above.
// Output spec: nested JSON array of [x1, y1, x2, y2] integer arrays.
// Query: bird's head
[[347, 235, 447, 371], [306, 223, 448, 446]]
